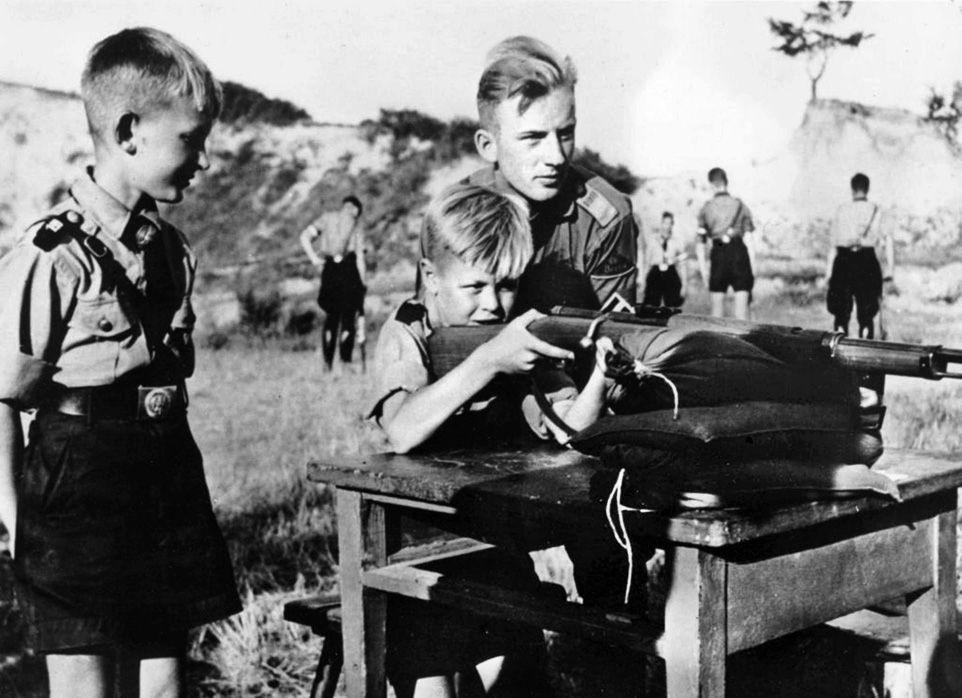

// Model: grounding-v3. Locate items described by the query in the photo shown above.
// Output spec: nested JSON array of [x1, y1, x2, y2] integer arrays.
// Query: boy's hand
[[478, 309, 573, 375]]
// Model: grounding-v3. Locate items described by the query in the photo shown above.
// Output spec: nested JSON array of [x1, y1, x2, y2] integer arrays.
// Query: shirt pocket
[[69, 294, 137, 342]]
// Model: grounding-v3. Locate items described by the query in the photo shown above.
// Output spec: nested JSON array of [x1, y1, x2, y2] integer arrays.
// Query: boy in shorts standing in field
[[0, 27, 240, 698], [641, 211, 687, 309], [695, 167, 757, 320]]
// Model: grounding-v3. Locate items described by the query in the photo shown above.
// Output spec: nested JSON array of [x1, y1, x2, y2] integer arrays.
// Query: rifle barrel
[[427, 309, 962, 381]]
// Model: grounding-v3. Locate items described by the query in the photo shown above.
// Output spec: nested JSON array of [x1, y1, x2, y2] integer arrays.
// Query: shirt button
[[98, 318, 113, 332]]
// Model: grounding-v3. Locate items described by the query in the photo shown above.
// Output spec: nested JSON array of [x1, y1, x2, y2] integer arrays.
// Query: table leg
[[337, 489, 388, 698], [906, 509, 957, 698], [663, 546, 728, 698]]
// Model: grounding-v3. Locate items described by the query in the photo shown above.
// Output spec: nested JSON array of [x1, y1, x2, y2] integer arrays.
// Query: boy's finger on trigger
[[531, 337, 574, 361]]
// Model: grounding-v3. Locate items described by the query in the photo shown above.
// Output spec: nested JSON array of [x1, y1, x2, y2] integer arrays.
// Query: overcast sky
[[3, 0, 962, 176]]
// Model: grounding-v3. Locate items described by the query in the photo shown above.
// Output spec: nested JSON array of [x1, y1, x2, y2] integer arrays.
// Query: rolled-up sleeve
[[0, 245, 71, 407], [368, 317, 431, 423]]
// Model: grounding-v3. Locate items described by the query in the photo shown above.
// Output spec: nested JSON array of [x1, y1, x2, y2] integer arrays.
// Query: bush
[[574, 148, 641, 195], [220, 81, 311, 126], [238, 286, 284, 337]]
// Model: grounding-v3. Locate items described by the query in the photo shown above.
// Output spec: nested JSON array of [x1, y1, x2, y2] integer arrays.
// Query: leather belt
[[49, 384, 186, 421], [839, 244, 872, 253]]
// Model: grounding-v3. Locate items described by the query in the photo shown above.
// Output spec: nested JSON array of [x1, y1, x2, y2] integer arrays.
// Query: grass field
[[1, 275, 961, 697]]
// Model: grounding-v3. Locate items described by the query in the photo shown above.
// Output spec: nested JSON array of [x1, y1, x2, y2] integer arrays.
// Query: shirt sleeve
[[0, 243, 74, 408], [369, 316, 431, 423], [587, 211, 638, 306]]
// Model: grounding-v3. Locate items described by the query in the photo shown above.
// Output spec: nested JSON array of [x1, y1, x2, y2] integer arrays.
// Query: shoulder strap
[[861, 205, 878, 242], [727, 200, 744, 234], [577, 181, 619, 227]]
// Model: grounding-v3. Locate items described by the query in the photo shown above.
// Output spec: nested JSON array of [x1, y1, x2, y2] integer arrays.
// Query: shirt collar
[[713, 191, 731, 199], [70, 167, 160, 243]]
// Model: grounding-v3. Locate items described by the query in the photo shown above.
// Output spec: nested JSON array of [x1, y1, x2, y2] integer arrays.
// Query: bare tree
[[768, 2, 874, 103]]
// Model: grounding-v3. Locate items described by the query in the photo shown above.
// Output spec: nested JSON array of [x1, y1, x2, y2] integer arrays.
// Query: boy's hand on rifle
[[477, 309, 574, 375]]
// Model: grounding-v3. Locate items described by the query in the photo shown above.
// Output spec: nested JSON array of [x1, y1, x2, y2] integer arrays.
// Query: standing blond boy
[[0, 28, 239, 698]]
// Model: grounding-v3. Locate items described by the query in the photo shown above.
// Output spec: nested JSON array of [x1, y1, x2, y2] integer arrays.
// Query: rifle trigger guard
[[580, 314, 610, 351]]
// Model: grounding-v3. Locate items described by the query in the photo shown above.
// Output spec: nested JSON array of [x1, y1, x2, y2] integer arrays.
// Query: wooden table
[[309, 447, 962, 698]]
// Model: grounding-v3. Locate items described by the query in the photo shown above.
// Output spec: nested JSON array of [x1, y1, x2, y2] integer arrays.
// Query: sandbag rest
[[572, 402, 893, 511]]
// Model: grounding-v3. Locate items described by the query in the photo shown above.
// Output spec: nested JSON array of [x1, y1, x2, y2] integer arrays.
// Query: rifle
[[427, 306, 962, 381]]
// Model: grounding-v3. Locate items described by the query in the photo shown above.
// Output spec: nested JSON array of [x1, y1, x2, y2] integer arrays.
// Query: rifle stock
[[426, 308, 962, 381]]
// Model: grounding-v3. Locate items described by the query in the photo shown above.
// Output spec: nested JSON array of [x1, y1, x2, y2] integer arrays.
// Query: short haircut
[[851, 173, 870, 193], [81, 27, 221, 143], [342, 195, 363, 216], [476, 36, 577, 132], [421, 184, 532, 280], [708, 167, 728, 186], [662, 211, 674, 221]]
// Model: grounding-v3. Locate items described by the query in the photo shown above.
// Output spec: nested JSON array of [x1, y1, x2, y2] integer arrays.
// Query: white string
[[632, 360, 680, 420], [604, 468, 655, 605]]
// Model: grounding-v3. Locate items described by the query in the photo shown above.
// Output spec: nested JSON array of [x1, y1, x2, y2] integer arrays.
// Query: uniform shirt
[[831, 199, 884, 248], [647, 234, 685, 269], [466, 165, 638, 310], [370, 299, 578, 445], [0, 170, 196, 408], [696, 192, 755, 242]]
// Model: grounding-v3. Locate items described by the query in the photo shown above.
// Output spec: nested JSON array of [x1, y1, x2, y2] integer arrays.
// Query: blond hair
[[421, 184, 532, 281], [476, 36, 577, 132], [81, 27, 221, 142]]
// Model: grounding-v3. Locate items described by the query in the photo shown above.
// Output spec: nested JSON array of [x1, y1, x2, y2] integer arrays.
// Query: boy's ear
[[419, 258, 439, 294], [116, 112, 140, 154], [474, 128, 498, 164]]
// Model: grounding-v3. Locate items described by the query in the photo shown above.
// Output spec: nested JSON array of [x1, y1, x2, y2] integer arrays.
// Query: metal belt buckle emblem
[[138, 386, 176, 420]]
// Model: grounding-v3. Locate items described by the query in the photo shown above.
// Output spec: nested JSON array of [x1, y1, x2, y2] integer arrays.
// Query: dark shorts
[[14, 411, 241, 653], [642, 265, 683, 308], [318, 253, 365, 316], [827, 247, 882, 324], [386, 548, 545, 682], [709, 238, 754, 293]]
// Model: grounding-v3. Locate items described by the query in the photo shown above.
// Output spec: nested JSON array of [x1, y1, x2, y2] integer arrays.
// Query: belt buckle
[[137, 385, 177, 420]]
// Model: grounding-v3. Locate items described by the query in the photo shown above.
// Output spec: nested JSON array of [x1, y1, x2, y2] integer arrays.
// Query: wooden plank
[[314, 448, 962, 548], [726, 514, 937, 653], [336, 490, 387, 698], [907, 509, 957, 698], [361, 563, 662, 654], [660, 547, 728, 697]]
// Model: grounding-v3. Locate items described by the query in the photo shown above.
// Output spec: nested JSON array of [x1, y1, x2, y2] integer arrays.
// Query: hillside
[[4, 84, 962, 304], [635, 99, 962, 265]]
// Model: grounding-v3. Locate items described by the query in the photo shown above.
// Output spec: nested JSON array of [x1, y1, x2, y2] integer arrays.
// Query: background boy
[[641, 211, 687, 308], [695, 166, 757, 320], [299, 195, 367, 370], [0, 27, 239, 698], [825, 172, 894, 339], [467, 36, 638, 312]]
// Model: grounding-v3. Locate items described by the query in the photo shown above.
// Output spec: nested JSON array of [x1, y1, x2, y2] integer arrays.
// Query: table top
[[309, 446, 962, 547]]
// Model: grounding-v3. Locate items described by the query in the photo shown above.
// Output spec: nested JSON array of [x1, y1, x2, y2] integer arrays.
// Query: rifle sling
[[530, 372, 578, 440]]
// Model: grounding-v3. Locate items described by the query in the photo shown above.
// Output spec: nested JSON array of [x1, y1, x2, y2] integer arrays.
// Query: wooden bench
[[824, 608, 962, 698], [283, 595, 343, 698], [283, 538, 569, 696], [310, 446, 962, 697]]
